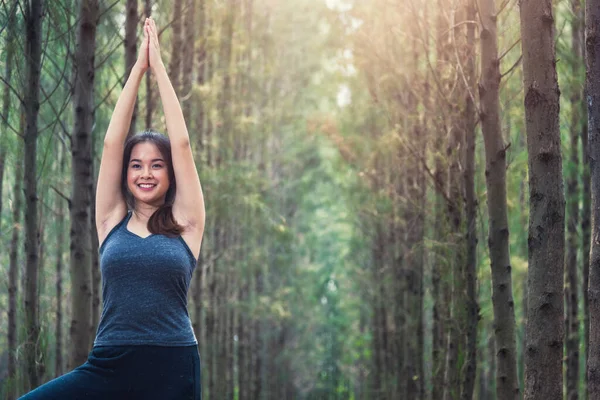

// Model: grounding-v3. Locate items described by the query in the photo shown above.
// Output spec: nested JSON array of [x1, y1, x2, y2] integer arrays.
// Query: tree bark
[[182, 0, 196, 123], [566, 0, 582, 397], [583, 88, 591, 400], [580, 1, 591, 396], [194, 0, 207, 156], [168, 0, 183, 96], [461, 2, 477, 399], [69, 0, 98, 368], [479, 0, 520, 398], [8, 134, 22, 400], [23, 0, 44, 389], [520, 0, 565, 398], [433, 2, 451, 396], [55, 148, 66, 377], [587, 0, 600, 396], [0, 0, 16, 240], [125, 0, 138, 137]]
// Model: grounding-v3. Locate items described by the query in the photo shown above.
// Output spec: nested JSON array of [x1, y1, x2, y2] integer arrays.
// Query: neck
[[133, 203, 160, 222]]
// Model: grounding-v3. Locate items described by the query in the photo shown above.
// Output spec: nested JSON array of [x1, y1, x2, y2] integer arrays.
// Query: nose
[[141, 166, 153, 178]]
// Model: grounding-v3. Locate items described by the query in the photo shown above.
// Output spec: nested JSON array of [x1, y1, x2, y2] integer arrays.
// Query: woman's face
[[127, 141, 170, 207]]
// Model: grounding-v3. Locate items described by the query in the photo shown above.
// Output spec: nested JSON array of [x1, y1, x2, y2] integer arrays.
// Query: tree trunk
[[23, 0, 44, 389], [125, 0, 138, 137], [479, 0, 520, 398], [194, 0, 207, 156], [182, 0, 196, 122], [580, 2, 591, 397], [8, 135, 22, 400], [253, 270, 263, 400], [566, 0, 582, 397], [461, 1, 477, 399], [90, 132, 101, 335], [586, 0, 600, 396], [69, 0, 98, 368], [583, 87, 591, 400], [55, 191, 65, 378], [0, 0, 16, 239], [169, 0, 183, 96], [217, 0, 237, 160], [520, 0, 565, 398], [433, 2, 451, 396]]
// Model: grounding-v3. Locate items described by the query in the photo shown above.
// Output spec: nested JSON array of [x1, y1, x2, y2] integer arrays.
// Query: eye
[[131, 164, 141, 169], [152, 163, 163, 169]]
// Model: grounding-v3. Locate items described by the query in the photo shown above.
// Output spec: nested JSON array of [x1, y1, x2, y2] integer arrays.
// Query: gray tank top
[[94, 211, 197, 347]]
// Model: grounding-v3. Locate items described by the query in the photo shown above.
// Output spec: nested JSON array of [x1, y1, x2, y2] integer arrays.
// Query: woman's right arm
[[96, 20, 149, 244]]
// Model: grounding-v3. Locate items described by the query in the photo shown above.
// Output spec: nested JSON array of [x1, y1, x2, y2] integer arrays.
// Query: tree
[[520, 0, 565, 398], [125, 0, 138, 137], [586, 0, 600, 396], [22, 0, 45, 390], [479, 0, 519, 397], [168, 0, 183, 96], [69, 0, 99, 368]]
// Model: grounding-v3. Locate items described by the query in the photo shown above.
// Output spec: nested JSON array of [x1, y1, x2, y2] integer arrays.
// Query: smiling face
[[126, 141, 170, 207]]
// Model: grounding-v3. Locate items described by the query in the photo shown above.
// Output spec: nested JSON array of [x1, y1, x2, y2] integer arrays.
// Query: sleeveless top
[[94, 211, 198, 347]]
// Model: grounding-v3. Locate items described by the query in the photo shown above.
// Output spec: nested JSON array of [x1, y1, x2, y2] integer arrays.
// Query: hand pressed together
[[146, 17, 165, 73], [135, 17, 165, 74]]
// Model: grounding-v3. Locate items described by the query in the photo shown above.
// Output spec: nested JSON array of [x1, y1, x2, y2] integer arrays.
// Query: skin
[[96, 17, 205, 257]]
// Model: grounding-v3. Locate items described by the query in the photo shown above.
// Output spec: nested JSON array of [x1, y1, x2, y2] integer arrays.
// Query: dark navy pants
[[19, 345, 201, 400]]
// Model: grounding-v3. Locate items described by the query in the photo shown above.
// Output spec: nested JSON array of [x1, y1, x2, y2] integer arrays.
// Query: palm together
[[137, 17, 162, 73]]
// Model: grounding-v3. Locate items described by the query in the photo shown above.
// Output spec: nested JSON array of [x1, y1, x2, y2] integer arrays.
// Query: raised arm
[[147, 18, 206, 251], [96, 20, 149, 245]]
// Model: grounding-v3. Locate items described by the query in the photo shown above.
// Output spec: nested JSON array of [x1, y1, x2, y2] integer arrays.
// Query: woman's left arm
[[148, 18, 205, 234]]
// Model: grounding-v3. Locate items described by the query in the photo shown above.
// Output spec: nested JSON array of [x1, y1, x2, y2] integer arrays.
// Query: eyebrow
[[130, 158, 165, 163]]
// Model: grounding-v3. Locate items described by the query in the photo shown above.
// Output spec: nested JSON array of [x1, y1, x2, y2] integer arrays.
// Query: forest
[[0, 0, 599, 399]]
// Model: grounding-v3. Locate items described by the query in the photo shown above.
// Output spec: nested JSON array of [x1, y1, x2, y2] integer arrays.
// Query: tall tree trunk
[[461, 1, 477, 398], [0, 0, 16, 238], [566, 0, 582, 397], [217, 0, 237, 160], [520, 0, 565, 398], [194, 0, 207, 156], [69, 0, 98, 368], [253, 270, 263, 400], [433, 2, 451, 396], [479, 0, 520, 398], [583, 85, 591, 400], [23, 0, 44, 389], [8, 135, 23, 400], [182, 0, 196, 123], [168, 0, 183, 96], [586, 0, 600, 396], [55, 190, 65, 378], [90, 130, 100, 335], [125, 0, 138, 137]]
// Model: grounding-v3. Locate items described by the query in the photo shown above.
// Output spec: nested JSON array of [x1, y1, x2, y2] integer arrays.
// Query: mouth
[[137, 183, 157, 191]]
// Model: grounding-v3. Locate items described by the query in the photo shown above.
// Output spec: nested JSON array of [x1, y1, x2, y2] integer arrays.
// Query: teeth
[[139, 184, 155, 188]]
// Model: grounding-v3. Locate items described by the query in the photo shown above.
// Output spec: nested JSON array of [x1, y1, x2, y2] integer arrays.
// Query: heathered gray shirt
[[94, 211, 197, 347]]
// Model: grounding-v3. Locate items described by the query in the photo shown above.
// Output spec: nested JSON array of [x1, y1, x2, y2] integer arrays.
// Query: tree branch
[[500, 54, 523, 79], [51, 185, 72, 209], [498, 38, 521, 62], [0, 76, 24, 106]]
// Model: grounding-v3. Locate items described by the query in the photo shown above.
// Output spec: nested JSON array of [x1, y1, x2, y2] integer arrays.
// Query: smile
[[138, 183, 156, 190]]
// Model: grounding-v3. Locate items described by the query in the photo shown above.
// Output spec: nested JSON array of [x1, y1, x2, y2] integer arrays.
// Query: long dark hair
[[121, 131, 184, 237]]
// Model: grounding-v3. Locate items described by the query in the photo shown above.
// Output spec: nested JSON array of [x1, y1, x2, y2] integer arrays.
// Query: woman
[[20, 17, 205, 400]]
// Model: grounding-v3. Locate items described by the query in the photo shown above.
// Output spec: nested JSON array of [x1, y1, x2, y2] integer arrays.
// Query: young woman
[[20, 17, 205, 400]]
